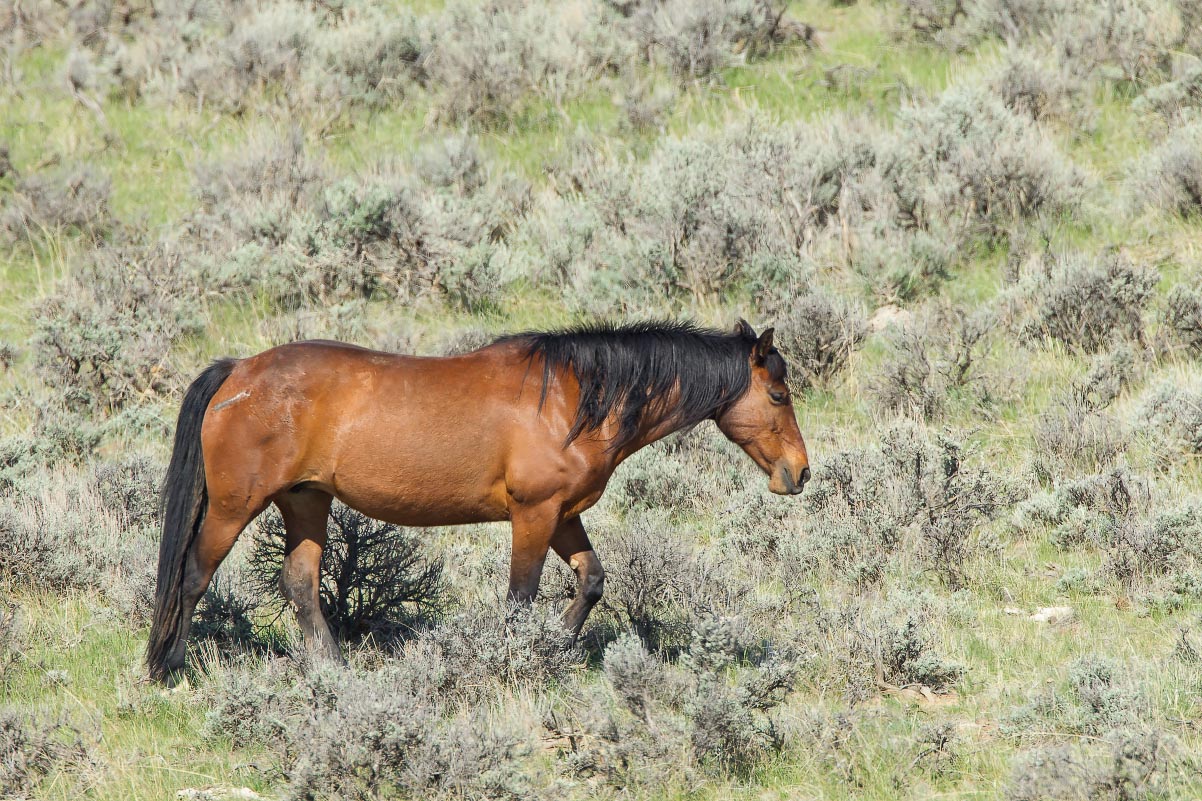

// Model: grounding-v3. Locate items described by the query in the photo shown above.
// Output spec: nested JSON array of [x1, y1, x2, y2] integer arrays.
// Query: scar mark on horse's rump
[[212, 390, 251, 412]]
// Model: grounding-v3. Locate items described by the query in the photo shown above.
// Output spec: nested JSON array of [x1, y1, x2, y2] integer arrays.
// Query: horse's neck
[[612, 402, 696, 464]]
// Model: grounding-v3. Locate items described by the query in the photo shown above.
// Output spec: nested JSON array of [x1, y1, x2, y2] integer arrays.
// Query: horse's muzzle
[[770, 464, 810, 495]]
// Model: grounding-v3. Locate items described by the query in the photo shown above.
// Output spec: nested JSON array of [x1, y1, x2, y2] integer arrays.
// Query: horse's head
[[716, 320, 811, 495]]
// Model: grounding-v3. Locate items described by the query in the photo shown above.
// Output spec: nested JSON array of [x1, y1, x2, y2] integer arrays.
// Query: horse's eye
[[769, 390, 790, 405]]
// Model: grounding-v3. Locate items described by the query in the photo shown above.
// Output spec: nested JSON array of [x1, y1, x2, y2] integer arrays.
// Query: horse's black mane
[[498, 320, 785, 452]]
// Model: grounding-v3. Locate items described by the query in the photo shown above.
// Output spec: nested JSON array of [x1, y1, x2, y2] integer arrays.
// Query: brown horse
[[147, 320, 810, 681]]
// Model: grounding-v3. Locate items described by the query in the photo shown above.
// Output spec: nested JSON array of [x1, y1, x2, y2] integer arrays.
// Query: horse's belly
[[326, 450, 511, 528], [336, 489, 509, 527]]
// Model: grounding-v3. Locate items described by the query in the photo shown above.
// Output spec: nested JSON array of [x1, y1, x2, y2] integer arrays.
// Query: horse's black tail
[[147, 358, 237, 682]]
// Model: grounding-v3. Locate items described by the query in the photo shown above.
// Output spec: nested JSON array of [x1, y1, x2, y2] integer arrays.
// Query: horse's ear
[[734, 318, 757, 340], [752, 327, 775, 364]]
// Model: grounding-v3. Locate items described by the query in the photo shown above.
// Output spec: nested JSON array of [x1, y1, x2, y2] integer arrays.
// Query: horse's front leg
[[506, 503, 562, 604], [551, 516, 605, 637]]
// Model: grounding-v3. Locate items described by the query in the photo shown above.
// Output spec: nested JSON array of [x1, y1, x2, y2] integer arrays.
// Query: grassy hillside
[[3, 0, 1202, 798]]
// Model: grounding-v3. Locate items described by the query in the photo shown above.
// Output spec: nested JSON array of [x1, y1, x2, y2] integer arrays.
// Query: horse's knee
[[279, 557, 316, 610], [581, 561, 605, 605]]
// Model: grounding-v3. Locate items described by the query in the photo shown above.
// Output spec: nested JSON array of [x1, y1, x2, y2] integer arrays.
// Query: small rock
[[868, 304, 911, 332], [1029, 606, 1073, 624], [1003, 607, 1025, 616]]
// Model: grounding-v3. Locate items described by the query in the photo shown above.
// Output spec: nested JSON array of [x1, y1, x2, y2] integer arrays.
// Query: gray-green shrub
[[204, 658, 548, 801], [194, 135, 524, 313], [1008, 731, 1169, 801], [798, 422, 1016, 587], [286, 672, 541, 801], [1135, 60, 1202, 120], [404, 603, 582, 698], [988, 46, 1087, 123], [631, 0, 799, 82], [889, 86, 1084, 244], [0, 466, 156, 618], [0, 165, 112, 245], [1129, 120, 1202, 217], [0, 710, 89, 797], [1140, 379, 1202, 459], [871, 306, 998, 419], [809, 589, 967, 703], [250, 502, 445, 644], [1021, 251, 1157, 353], [770, 289, 868, 390], [1162, 284, 1202, 355]]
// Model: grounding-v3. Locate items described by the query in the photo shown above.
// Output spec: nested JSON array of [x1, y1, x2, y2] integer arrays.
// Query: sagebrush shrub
[[685, 654, 794, 774], [1007, 732, 1169, 801], [810, 589, 966, 702], [568, 622, 797, 780], [604, 632, 662, 719], [531, 117, 876, 308], [1034, 394, 1125, 472], [535, 84, 1081, 309], [799, 422, 1016, 587], [988, 46, 1087, 123], [32, 242, 204, 414], [404, 602, 582, 698], [194, 135, 523, 312], [1014, 467, 1148, 548], [546, 682, 694, 789], [0, 413, 102, 490], [595, 511, 752, 651], [1029, 348, 1137, 475], [1139, 379, 1202, 460], [0, 710, 89, 797], [871, 306, 998, 419], [1021, 251, 1157, 352], [421, 0, 616, 125], [771, 290, 868, 390], [0, 165, 112, 245], [308, 9, 424, 111], [286, 674, 540, 801], [913, 0, 1192, 86], [1065, 656, 1146, 734], [0, 467, 156, 618], [1077, 345, 1136, 410], [889, 86, 1084, 243], [634, 0, 798, 81], [1106, 506, 1202, 587], [898, 0, 967, 42], [250, 502, 445, 643], [1129, 120, 1202, 217], [1044, 0, 1178, 83], [203, 659, 547, 801], [1135, 60, 1202, 120], [200, 656, 301, 746], [1014, 465, 1202, 592], [1162, 284, 1202, 355], [88, 454, 160, 529]]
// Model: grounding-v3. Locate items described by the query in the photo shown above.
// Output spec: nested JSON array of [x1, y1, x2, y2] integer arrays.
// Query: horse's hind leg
[[551, 517, 605, 637], [165, 504, 262, 673], [274, 489, 342, 664]]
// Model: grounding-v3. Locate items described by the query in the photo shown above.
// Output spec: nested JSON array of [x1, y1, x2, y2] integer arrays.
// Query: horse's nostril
[[799, 467, 811, 485]]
